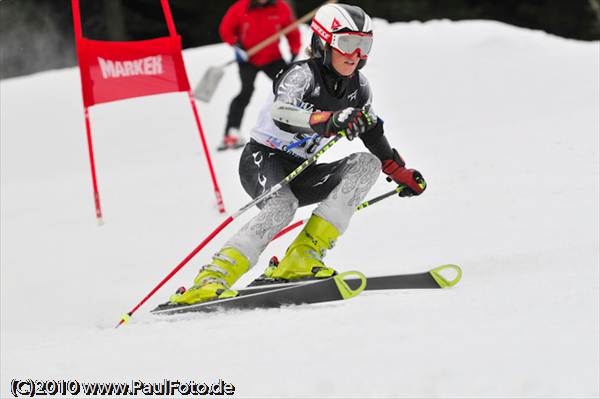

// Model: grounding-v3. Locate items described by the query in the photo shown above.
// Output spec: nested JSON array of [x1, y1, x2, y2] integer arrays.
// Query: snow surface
[[1, 19, 599, 398]]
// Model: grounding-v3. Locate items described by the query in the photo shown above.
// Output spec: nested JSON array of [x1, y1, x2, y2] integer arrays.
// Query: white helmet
[[310, 3, 373, 71]]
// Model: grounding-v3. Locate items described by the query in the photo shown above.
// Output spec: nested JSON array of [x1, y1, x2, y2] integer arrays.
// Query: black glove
[[382, 149, 427, 197], [309, 107, 375, 140]]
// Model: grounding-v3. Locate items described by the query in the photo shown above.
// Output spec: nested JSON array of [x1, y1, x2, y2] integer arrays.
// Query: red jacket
[[219, 0, 301, 67]]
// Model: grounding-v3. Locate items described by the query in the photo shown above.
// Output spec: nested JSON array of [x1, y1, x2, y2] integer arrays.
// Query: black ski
[[349, 264, 462, 290], [151, 271, 366, 316], [247, 264, 462, 292]]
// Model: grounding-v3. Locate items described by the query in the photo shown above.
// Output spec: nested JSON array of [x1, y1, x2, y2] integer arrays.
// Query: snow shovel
[[193, 0, 337, 103]]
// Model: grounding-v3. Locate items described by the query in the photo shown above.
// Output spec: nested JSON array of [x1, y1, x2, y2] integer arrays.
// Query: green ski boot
[[265, 214, 339, 281], [170, 247, 250, 305]]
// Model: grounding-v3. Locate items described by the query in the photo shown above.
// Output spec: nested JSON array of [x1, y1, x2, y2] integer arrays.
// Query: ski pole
[[271, 184, 405, 241], [356, 184, 406, 210], [116, 135, 344, 327]]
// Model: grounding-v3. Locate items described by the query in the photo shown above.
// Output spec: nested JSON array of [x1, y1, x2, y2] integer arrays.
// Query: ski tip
[[334, 271, 367, 299], [429, 264, 462, 288]]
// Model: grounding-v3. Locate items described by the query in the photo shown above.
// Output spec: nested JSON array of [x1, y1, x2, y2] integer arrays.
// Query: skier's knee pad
[[351, 152, 382, 182], [259, 188, 299, 213], [314, 152, 381, 234], [226, 189, 299, 267]]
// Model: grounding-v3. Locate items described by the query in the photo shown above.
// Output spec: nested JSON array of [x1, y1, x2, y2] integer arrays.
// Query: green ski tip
[[429, 264, 462, 288], [333, 271, 367, 299]]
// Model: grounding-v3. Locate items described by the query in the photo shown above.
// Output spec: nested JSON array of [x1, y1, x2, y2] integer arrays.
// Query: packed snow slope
[[2, 20, 599, 398]]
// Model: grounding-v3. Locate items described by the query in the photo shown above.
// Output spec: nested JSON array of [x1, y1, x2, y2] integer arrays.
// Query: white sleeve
[[271, 63, 315, 134]]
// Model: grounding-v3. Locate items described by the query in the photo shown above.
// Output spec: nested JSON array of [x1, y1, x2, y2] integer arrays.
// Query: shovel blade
[[193, 65, 225, 102]]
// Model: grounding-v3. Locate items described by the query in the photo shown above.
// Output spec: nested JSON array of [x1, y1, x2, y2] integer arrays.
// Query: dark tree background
[[1, 0, 599, 79]]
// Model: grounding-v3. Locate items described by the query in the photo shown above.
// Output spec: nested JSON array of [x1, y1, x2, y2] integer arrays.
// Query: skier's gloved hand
[[309, 107, 375, 141], [382, 149, 427, 197], [233, 45, 248, 63]]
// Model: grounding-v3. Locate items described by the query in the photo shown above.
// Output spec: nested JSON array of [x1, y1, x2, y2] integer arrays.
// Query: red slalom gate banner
[[77, 36, 190, 107], [72, 0, 225, 224]]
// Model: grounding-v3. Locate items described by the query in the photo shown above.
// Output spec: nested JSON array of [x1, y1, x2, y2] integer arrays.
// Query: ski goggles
[[311, 19, 373, 59], [330, 32, 373, 59]]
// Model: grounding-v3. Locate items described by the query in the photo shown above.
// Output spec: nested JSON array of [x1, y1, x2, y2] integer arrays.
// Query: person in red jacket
[[217, 0, 301, 151]]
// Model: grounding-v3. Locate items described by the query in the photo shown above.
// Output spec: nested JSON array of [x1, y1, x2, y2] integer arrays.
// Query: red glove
[[382, 149, 427, 197], [309, 107, 375, 140]]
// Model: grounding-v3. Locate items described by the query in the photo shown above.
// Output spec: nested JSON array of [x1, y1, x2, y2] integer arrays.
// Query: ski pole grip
[[429, 264, 462, 288], [334, 271, 366, 299], [395, 184, 406, 194]]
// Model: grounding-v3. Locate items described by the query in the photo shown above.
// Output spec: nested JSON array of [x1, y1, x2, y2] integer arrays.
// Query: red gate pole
[[84, 108, 104, 224], [186, 91, 226, 213], [72, 0, 104, 225], [160, 0, 226, 213]]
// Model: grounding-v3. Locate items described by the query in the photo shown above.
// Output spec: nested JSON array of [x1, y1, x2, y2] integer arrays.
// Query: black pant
[[224, 59, 288, 136], [238, 140, 351, 207]]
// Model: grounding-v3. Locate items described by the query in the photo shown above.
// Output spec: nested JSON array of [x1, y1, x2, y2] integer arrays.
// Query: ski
[[151, 265, 461, 316], [247, 264, 462, 292], [151, 271, 366, 316]]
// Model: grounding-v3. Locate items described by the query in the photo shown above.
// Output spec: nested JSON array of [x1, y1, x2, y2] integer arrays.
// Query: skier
[[171, 3, 426, 305], [218, 0, 301, 151]]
